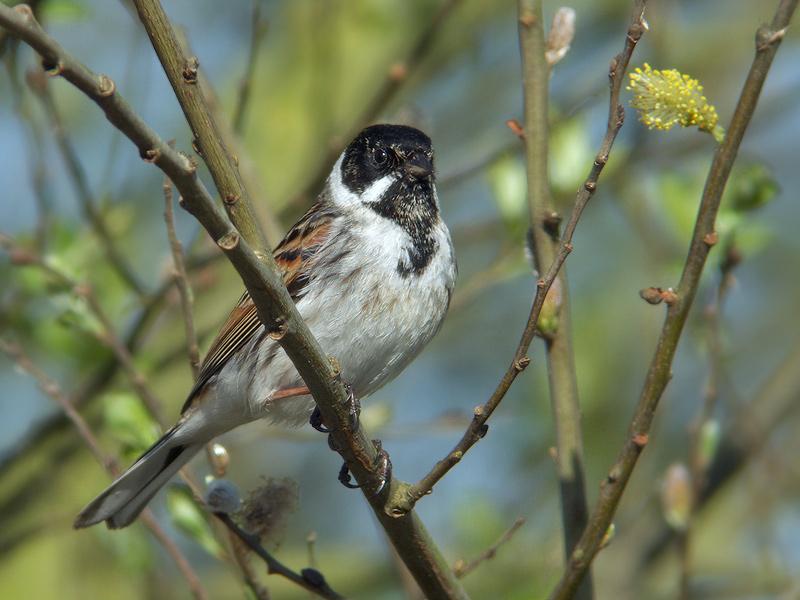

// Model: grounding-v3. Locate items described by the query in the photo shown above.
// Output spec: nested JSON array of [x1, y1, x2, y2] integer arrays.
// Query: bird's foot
[[344, 383, 361, 431], [337, 439, 392, 495], [309, 406, 330, 433], [308, 383, 359, 433]]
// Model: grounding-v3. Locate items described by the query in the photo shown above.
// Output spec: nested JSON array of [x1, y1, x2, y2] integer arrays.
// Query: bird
[[74, 124, 457, 529]]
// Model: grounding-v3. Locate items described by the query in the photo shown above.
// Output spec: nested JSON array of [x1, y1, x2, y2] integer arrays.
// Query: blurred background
[[1, 0, 799, 598]]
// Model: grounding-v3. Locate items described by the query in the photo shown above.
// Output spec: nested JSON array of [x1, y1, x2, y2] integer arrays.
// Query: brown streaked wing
[[181, 203, 337, 413]]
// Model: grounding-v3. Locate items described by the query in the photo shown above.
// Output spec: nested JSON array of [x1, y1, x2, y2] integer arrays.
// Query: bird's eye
[[372, 147, 389, 167]]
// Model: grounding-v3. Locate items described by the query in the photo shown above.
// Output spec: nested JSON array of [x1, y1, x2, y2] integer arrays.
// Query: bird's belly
[[304, 268, 450, 397]]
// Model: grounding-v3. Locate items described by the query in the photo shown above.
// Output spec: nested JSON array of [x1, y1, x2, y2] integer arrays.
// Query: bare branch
[[0, 6, 467, 598], [454, 516, 526, 579], [0, 339, 208, 600], [130, 0, 268, 254], [387, 0, 647, 518], [548, 1, 798, 597], [215, 512, 343, 600], [163, 176, 201, 378], [231, 0, 267, 136], [29, 70, 147, 298], [517, 3, 591, 597]]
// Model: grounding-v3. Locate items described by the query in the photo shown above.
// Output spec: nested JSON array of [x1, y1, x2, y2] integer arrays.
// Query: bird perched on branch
[[75, 124, 456, 529]]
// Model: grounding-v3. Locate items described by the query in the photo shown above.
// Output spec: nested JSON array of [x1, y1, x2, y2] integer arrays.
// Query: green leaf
[[102, 392, 160, 458], [723, 163, 779, 214], [40, 0, 90, 22], [167, 487, 223, 558], [549, 116, 593, 194], [486, 154, 527, 230]]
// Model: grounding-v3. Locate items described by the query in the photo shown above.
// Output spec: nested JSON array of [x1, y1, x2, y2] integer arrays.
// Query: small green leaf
[[167, 487, 224, 558], [697, 419, 721, 472], [102, 392, 160, 458], [40, 0, 90, 22], [486, 154, 527, 229], [550, 116, 593, 194], [723, 163, 779, 214]]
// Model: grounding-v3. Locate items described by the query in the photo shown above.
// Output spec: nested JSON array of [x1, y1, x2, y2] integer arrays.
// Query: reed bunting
[[75, 124, 457, 529]]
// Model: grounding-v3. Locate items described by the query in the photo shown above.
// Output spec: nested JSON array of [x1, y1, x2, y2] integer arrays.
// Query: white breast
[[229, 203, 455, 426]]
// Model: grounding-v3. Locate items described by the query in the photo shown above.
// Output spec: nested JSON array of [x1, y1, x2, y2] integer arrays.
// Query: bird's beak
[[403, 154, 433, 180]]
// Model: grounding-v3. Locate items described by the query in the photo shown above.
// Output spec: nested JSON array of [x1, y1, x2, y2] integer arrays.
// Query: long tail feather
[[74, 428, 202, 530]]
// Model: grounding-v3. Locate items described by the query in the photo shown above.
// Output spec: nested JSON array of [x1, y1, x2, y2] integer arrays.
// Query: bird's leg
[[371, 439, 392, 495], [337, 462, 362, 489], [309, 406, 330, 433], [336, 440, 393, 494], [308, 382, 359, 433], [343, 383, 361, 431]]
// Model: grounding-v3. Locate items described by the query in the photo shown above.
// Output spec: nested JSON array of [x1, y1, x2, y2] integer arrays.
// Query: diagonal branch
[[29, 71, 147, 298], [387, 0, 648, 517], [547, 1, 798, 598], [130, 0, 268, 254], [291, 0, 464, 210], [517, 3, 592, 598], [0, 339, 208, 600], [231, 0, 267, 136], [0, 5, 467, 598]]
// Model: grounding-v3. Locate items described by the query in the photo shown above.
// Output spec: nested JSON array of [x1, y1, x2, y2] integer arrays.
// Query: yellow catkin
[[627, 63, 725, 142]]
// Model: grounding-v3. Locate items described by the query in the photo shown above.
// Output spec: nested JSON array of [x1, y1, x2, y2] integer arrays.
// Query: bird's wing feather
[[181, 203, 336, 413]]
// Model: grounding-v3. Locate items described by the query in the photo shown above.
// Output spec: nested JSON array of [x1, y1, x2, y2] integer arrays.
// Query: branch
[[231, 0, 267, 136], [215, 513, 343, 600], [0, 6, 467, 598], [640, 341, 800, 568], [0, 339, 208, 600], [290, 0, 463, 210], [547, 1, 798, 598], [387, 0, 647, 517], [453, 516, 526, 579], [0, 233, 167, 426], [130, 0, 268, 254], [678, 242, 740, 596], [517, 4, 591, 599], [29, 70, 147, 298], [0, 249, 219, 476], [163, 176, 201, 378]]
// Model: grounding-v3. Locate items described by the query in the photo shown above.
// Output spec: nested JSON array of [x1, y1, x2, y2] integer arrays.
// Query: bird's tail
[[74, 426, 202, 529]]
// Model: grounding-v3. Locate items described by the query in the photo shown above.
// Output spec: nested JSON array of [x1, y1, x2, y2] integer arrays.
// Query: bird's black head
[[340, 124, 434, 195], [337, 124, 440, 277]]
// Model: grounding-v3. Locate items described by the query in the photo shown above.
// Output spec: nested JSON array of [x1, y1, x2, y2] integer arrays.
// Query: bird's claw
[[309, 406, 330, 433], [308, 383, 359, 433], [344, 383, 361, 431], [337, 439, 392, 495]]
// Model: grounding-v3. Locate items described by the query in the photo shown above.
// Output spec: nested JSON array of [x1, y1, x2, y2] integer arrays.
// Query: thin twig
[[289, 0, 464, 210], [30, 71, 147, 298], [130, 0, 268, 254], [0, 339, 208, 600], [0, 249, 219, 477], [386, 0, 647, 518], [548, 2, 798, 598], [640, 341, 800, 568], [453, 516, 526, 579], [0, 6, 467, 598], [679, 241, 739, 598], [0, 233, 167, 426], [163, 176, 201, 378], [231, 0, 266, 136], [3, 52, 52, 251], [165, 172, 271, 599], [517, 3, 591, 598], [215, 513, 343, 600]]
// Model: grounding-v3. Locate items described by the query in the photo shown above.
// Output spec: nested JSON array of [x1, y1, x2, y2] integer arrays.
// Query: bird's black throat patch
[[368, 178, 439, 277]]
